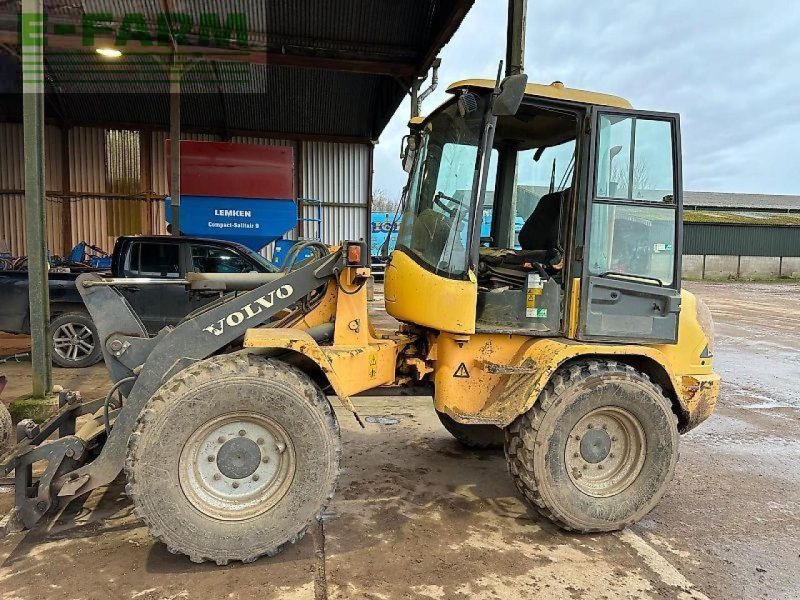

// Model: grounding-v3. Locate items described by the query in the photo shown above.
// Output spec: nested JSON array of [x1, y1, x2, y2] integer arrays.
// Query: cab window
[[589, 114, 678, 286], [396, 97, 488, 279]]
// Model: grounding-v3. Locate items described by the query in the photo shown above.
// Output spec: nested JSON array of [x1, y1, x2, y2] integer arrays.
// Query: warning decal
[[453, 363, 470, 378]]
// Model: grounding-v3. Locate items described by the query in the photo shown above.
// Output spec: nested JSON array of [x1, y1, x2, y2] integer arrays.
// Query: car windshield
[[237, 245, 278, 273], [396, 94, 488, 279]]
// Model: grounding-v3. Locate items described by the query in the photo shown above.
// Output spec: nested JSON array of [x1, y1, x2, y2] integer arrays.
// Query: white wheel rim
[[53, 322, 95, 361], [179, 411, 296, 521], [565, 406, 646, 498]]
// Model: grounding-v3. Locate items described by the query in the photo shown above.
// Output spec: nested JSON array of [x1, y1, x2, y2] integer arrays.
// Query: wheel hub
[[565, 406, 646, 498], [217, 437, 261, 479], [579, 428, 612, 464], [53, 322, 94, 361], [179, 412, 296, 521]]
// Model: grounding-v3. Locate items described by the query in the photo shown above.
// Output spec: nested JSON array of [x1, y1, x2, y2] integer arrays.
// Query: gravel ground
[[1, 282, 798, 599]]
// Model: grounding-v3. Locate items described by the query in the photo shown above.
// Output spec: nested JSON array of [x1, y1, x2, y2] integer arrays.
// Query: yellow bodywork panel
[[384, 250, 477, 334], [243, 272, 405, 414], [446, 79, 633, 109], [433, 290, 719, 431]]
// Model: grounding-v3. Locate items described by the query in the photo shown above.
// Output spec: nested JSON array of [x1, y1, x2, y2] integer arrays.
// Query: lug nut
[[587, 423, 594, 429], [262, 457, 270, 464], [611, 436, 618, 442], [207, 455, 215, 462], [213, 473, 221, 481], [602, 424, 608, 430], [609, 453, 615, 459], [252, 474, 260, 482], [217, 436, 225, 444], [574, 435, 581, 441], [257, 438, 264, 445], [232, 482, 240, 489], [573, 452, 580, 458], [598, 465, 604, 470], [238, 430, 246, 437], [582, 465, 588, 470]]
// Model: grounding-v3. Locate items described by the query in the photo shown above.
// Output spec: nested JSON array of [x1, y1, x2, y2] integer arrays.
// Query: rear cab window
[[124, 242, 181, 278]]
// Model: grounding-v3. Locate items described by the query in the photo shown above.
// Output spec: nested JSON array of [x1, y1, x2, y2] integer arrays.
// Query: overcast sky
[[373, 0, 800, 200]]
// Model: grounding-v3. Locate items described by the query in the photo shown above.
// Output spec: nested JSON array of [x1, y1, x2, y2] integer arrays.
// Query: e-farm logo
[[20, 11, 252, 88]]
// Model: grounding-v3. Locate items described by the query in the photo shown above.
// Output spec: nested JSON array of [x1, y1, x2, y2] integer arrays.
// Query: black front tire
[[49, 312, 102, 368], [0, 401, 12, 453], [125, 354, 341, 564], [505, 360, 679, 532], [437, 410, 504, 449]]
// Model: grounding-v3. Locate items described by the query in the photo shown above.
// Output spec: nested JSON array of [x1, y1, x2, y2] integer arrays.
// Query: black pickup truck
[[0, 235, 277, 368]]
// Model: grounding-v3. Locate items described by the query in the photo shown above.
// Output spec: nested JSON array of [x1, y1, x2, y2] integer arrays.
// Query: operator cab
[[388, 78, 683, 343]]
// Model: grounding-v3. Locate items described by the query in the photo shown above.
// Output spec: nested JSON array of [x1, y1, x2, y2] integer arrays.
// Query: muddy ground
[[1, 282, 798, 599]]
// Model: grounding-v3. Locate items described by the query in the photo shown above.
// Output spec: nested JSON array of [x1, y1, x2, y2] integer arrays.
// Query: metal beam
[[21, 0, 51, 397], [505, 0, 527, 76], [0, 31, 417, 77], [60, 126, 72, 255], [169, 62, 181, 237]]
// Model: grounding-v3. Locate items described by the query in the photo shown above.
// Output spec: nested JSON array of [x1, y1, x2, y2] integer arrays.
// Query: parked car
[[0, 235, 278, 368]]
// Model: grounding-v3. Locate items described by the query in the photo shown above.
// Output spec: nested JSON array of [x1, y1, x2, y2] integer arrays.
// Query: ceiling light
[[96, 47, 122, 58]]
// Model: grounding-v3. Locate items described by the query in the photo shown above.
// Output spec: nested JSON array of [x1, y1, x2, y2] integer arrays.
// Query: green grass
[[684, 211, 800, 226], [8, 394, 57, 424]]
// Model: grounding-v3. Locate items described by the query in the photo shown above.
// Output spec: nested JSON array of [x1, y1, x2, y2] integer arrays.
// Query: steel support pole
[[22, 0, 51, 397], [169, 65, 181, 237], [505, 0, 528, 76]]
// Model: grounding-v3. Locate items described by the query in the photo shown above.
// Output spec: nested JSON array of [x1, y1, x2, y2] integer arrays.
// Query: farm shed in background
[[0, 0, 475, 256]]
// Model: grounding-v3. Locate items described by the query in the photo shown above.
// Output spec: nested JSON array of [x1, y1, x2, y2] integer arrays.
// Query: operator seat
[[518, 188, 570, 255]]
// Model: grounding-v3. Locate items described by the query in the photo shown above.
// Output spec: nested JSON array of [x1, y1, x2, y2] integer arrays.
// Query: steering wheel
[[433, 191, 463, 218]]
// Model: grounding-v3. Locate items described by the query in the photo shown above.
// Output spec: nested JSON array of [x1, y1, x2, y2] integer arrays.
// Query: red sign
[[166, 140, 295, 200]]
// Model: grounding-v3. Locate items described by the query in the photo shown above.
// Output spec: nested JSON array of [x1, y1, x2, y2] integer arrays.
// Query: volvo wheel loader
[[0, 75, 720, 564]]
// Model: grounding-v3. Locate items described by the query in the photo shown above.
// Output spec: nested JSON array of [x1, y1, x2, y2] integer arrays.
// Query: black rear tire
[[125, 353, 341, 564], [436, 410, 504, 449], [50, 312, 102, 368], [505, 360, 679, 532]]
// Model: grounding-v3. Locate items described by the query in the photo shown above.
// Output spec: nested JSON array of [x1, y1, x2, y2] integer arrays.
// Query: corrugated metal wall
[[684, 223, 800, 257], [300, 142, 369, 244], [1, 122, 372, 258], [0, 124, 63, 255]]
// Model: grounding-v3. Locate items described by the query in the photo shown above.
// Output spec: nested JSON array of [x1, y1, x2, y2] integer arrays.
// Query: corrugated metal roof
[[0, 0, 475, 139], [684, 191, 800, 211]]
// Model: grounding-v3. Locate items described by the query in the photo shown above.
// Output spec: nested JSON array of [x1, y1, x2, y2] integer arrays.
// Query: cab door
[[578, 108, 683, 343]]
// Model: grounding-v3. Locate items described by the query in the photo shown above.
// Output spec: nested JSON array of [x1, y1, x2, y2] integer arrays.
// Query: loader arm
[[68, 250, 347, 498]]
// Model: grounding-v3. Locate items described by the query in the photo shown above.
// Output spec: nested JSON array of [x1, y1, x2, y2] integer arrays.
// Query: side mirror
[[401, 134, 418, 173], [492, 73, 528, 116]]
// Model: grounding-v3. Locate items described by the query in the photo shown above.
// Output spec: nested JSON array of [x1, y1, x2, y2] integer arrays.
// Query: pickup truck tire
[[125, 354, 341, 564], [436, 410, 504, 449], [505, 360, 679, 533], [50, 312, 102, 368]]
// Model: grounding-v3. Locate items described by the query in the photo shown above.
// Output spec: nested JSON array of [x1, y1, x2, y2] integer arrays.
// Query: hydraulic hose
[[104, 376, 136, 437]]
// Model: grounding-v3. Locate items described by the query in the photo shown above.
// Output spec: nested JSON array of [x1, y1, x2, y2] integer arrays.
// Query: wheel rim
[[52, 322, 95, 362], [179, 411, 296, 521], [564, 406, 646, 498]]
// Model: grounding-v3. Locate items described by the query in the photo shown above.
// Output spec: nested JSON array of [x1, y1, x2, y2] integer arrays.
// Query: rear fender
[[479, 339, 689, 427]]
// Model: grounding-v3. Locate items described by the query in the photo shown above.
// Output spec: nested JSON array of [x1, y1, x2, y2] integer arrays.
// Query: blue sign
[[166, 196, 298, 251], [371, 212, 400, 256]]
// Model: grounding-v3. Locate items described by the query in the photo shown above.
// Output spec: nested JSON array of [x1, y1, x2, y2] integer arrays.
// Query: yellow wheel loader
[[0, 76, 719, 563]]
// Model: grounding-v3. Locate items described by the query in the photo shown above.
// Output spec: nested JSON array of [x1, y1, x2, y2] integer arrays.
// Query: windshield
[[396, 94, 488, 278], [238, 245, 278, 273]]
